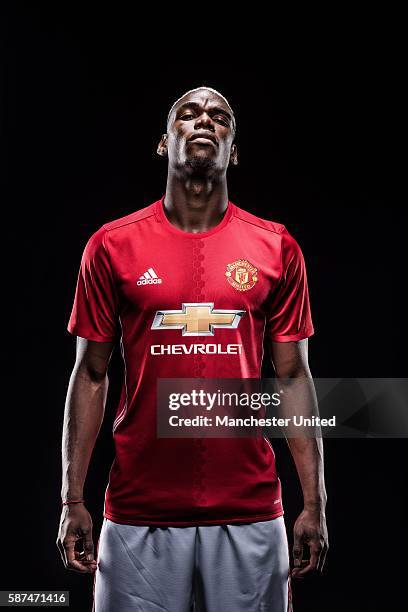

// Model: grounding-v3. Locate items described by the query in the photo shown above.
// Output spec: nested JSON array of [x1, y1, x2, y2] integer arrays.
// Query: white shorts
[[93, 516, 292, 612]]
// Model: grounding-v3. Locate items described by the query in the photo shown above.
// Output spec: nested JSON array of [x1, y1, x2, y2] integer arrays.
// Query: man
[[57, 86, 328, 611]]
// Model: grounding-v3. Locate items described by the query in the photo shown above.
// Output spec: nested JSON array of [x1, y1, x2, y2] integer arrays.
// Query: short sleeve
[[265, 227, 314, 343], [67, 226, 119, 342]]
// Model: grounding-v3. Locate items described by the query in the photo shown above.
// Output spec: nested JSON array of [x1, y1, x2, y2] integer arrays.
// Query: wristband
[[61, 499, 85, 506]]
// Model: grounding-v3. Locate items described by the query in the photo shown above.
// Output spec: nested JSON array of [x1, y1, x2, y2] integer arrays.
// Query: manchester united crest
[[225, 259, 258, 292]]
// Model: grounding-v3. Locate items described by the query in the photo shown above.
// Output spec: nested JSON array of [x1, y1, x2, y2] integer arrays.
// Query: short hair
[[166, 86, 236, 135]]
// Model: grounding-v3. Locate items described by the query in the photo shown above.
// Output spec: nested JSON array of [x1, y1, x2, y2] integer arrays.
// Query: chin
[[185, 154, 217, 173]]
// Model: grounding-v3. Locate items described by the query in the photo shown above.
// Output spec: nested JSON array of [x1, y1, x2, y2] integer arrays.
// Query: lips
[[188, 132, 218, 146]]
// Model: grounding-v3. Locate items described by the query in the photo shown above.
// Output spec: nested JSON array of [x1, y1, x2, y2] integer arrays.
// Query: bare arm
[[270, 339, 329, 578], [56, 338, 114, 574]]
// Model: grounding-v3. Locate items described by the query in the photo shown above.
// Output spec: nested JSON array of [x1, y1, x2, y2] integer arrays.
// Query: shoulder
[[232, 203, 305, 260], [232, 203, 307, 271], [280, 225, 303, 255], [232, 202, 286, 235], [102, 201, 156, 232], [83, 201, 157, 254]]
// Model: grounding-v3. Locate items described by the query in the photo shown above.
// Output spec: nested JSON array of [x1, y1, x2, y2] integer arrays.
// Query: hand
[[291, 507, 328, 578], [56, 504, 97, 573]]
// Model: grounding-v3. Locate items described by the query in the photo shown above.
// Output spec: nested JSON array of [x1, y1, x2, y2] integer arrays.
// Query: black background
[[2, 5, 406, 612]]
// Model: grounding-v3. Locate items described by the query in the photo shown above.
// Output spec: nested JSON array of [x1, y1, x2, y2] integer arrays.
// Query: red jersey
[[67, 195, 314, 526]]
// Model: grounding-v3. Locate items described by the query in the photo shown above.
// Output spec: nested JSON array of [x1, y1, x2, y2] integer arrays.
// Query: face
[[157, 90, 238, 175]]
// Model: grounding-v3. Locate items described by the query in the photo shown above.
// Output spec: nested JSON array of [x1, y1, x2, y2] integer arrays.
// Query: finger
[[74, 551, 97, 572], [292, 533, 303, 569], [74, 548, 97, 569], [295, 544, 321, 577], [291, 559, 309, 578], [83, 530, 95, 562], [317, 542, 329, 573], [64, 539, 93, 573], [56, 539, 68, 568], [58, 537, 72, 568]]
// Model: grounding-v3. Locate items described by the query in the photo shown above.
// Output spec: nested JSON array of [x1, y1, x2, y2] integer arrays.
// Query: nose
[[194, 111, 215, 131]]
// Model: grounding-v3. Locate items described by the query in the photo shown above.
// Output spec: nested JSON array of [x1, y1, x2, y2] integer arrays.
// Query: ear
[[157, 134, 168, 157], [229, 143, 238, 166]]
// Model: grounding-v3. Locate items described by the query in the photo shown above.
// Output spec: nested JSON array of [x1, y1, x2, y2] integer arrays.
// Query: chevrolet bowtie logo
[[151, 302, 246, 336]]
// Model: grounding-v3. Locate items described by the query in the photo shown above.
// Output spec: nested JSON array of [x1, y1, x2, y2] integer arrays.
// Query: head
[[157, 86, 238, 177]]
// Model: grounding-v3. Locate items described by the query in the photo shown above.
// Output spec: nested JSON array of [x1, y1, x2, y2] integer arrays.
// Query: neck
[[163, 173, 229, 234]]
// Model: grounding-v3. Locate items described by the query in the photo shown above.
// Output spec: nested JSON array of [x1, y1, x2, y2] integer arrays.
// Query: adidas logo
[[137, 267, 162, 285]]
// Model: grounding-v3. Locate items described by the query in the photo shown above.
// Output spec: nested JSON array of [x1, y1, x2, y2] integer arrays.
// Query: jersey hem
[[269, 328, 315, 342], [103, 509, 284, 527], [66, 324, 116, 343]]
